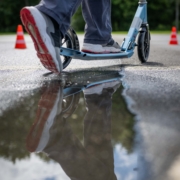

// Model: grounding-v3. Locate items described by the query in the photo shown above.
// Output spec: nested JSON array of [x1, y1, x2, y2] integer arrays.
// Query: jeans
[[36, 0, 112, 44]]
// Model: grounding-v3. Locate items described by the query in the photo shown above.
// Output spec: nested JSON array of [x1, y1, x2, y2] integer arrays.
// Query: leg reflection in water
[[26, 80, 120, 180]]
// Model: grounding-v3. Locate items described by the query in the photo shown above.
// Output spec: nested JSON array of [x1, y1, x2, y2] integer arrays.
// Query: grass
[[0, 32, 16, 35], [74, 30, 172, 35], [0, 30, 172, 36]]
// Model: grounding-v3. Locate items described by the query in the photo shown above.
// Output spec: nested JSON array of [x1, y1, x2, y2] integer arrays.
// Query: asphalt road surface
[[0, 33, 180, 180]]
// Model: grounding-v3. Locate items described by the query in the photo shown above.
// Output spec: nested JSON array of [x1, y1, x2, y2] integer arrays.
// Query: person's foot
[[20, 7, 62, 74], [81, 39, 121, 54]]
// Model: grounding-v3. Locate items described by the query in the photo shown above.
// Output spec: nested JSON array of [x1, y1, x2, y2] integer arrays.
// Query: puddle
[[0, 69, 137, 180]]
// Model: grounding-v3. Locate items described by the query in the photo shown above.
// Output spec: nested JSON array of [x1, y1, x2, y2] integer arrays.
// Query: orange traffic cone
[[169, 26, 178, 45], [15, 25, 27, 49]]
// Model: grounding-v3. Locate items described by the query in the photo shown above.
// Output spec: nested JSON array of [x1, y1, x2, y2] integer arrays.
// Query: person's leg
[[36, 0, 82, 36], [83, 81, 120, 180], [81, 0, 120, 53], [82, 0, 112, 45], [20, 0, 81, 74]]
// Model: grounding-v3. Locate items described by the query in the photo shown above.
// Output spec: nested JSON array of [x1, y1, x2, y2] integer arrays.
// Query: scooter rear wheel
[[137, 30, 150, 63], [61, 27, 80, 69]]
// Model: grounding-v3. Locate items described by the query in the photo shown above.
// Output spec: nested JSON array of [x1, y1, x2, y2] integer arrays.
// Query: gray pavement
[[121, 34, 180, 180], [0, 33, 180, 180]]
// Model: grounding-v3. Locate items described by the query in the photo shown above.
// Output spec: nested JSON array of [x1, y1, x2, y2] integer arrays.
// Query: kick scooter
[[60, 0, 150, 69]]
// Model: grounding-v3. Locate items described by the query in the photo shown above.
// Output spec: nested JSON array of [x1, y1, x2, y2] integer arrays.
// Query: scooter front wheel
[[137, 30, 150, 63], [61, 27, 80, 69]]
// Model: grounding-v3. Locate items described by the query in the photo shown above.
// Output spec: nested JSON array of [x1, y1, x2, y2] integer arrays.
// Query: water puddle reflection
[[0, 69, 137, 180]]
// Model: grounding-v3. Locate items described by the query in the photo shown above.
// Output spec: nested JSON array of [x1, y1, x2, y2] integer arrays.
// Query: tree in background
[[0, 0, 178, 32], [71, 0, 177, 31], [0, 0, 39, 32], [148, 0, 175, 30]]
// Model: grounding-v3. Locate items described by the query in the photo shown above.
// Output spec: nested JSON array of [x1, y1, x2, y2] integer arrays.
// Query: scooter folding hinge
[[139, 0, 147, 4]]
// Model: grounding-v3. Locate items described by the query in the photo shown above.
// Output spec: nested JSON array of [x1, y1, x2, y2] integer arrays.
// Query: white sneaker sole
[[82, 43, 121, 54]]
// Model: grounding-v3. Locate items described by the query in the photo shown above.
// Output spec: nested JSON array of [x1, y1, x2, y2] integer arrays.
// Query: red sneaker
[[20, 7, 62, 74]]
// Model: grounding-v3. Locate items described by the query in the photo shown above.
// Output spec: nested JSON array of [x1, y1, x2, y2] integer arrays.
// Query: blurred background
[[0, 0, 179, 33]]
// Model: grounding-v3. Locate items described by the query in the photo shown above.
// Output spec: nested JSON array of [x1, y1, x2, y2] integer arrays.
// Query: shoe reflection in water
[[26, 80, 120, 180]]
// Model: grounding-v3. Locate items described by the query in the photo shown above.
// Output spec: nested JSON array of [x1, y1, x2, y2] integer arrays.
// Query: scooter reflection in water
[[26, 79, 120, 180]]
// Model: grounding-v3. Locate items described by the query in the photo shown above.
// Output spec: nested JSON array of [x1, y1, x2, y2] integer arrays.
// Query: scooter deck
[[60, 47, 134, 60]]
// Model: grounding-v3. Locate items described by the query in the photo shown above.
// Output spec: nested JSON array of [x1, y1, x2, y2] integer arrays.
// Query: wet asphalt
[[0, 34, 180, 180]]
